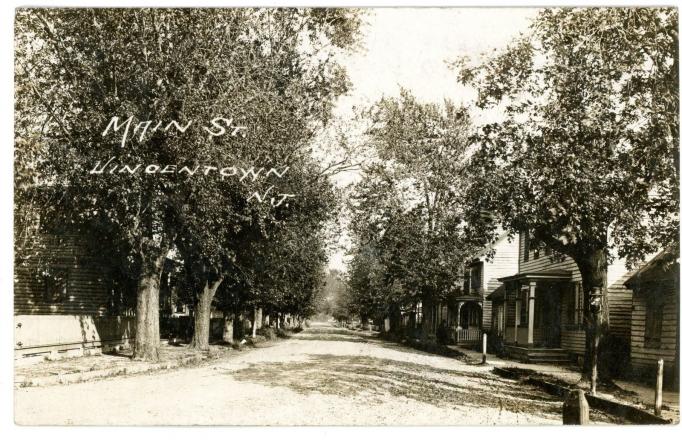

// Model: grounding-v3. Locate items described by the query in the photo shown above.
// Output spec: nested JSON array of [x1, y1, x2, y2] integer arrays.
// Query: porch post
[[514, 284, 520, 345], [528, 281, 536, 346], [456, 302, 463, 343]]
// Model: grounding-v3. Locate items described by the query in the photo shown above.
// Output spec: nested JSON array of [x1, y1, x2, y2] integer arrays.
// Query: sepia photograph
[[10, 1, 680, 427]]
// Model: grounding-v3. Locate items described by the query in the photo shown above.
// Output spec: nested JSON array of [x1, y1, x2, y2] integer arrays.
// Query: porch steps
[[506, 346, 573, 364]]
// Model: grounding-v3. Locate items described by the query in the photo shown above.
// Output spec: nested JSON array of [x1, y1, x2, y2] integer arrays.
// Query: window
[[440, 305, 449, 326], [497, 304, 505, 334], [470, 263, 483, 292], [415, 302, 423, 325], [43, 267, 68, 303], [644, 294, 664, 349], [565, 282, 584, 328], [469, 305, 480, 327], [519, 287, 528, 326], [523, 233, 530, 262]]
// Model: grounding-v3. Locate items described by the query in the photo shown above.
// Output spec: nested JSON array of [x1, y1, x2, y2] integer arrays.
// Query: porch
[[452, 297, 483, 347], [498, 270, 575, 362], [505, 345, 572, 363]]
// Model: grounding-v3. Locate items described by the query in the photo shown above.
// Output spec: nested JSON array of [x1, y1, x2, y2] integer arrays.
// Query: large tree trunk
[[222, 312, 234, 345], [422, 296, 435, 340], [576, 248, 610, 394], [251, 306, 258, 337], [256, 308, 263, 330], [234, 312, 245, 340], [190, 277, 224, 351], [388, 303, 401, 335], [133, 250, 166, 362]]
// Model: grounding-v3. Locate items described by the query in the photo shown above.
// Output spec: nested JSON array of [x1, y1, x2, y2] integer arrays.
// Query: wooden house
[[624, 249, 679, 388], [490, 232, 636, 365], [452, 233, 519, 347], [14, 234, 135, 362]]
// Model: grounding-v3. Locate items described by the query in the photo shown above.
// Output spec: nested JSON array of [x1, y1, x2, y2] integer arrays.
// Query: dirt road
[[15, 323, 588, 425]]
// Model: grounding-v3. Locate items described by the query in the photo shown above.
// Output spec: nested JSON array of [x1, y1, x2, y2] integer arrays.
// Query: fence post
[[563, 389, 589, 425], [482, 333, 487, 364], [655, 359, 664, 416]]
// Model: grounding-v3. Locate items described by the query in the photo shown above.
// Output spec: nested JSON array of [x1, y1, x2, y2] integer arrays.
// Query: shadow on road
[[291, 326, 380, 344], [230, 351, 563, 415], [292, 326, 462, 359]]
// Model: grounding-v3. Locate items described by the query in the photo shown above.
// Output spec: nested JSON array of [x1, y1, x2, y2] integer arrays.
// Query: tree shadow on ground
[[229, 353, 563, 416], [294, 327, 462, 359], [292, 333, 377, 344]]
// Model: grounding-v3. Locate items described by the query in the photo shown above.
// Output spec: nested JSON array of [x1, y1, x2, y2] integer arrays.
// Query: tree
[[458, 7, 678, 392], [346, 90, 479, 332], [238, 165, 338, 326], [14, 8, 363, 360]]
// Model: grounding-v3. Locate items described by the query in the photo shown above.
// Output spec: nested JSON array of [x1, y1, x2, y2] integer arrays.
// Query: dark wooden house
[[625, 249, 679, 388], [14, 234, 135, 361]]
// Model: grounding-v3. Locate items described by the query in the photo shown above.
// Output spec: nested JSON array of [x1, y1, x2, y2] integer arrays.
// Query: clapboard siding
[[13, 233, 136, 360], [559, 288, 586, 354], [482, 299, 492, 330], [519, 236, 581, 279], [607, 258, 638, 341], [478, 234, 519, 331], [519, 234, 635, 347], [630, 281, 678, 378], [484, 235, 519, 292], [15, 259, 109, 316], [505, 289, 516, 330], [15, 233, 111, 314]]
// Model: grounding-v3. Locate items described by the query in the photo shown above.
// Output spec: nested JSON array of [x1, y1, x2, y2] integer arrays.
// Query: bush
[[275, 327, 291, 338], [257, 327, 277, 340], [601, 334, 631, 378], [246, 335, 268, 346]]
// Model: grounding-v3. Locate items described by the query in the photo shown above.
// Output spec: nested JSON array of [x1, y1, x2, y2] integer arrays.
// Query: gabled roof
[[486, 284, 505, 301], [624, 248, 679, 288]]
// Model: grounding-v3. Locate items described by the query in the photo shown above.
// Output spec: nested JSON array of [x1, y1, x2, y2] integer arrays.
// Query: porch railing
[[455, 327, 482, 344]]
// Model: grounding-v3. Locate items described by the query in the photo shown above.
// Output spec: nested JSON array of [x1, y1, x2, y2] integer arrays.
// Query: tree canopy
[[346, 90, 480, 320], [457, 7, 678, 389], [458, 7, 678, 267], [15, 8, 363, 359]]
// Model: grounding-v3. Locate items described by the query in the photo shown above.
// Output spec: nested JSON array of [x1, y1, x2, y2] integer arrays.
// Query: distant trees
[[346, 90, 481, 331], [458, 8, 678, 391], [319, 269, 351, 323], [15, 8, 363, 359]]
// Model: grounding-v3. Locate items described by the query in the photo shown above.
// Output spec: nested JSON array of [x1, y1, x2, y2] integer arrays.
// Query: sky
[[326, 8, 537, 272]]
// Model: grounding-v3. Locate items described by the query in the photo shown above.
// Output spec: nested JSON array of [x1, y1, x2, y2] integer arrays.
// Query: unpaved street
[[16, 323, 586, 425]]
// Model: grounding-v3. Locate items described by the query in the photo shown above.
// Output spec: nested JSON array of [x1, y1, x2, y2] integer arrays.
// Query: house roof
[[498, 269, 572, 283], [486, 284, 506, 301], [454, 295, 483, 303], [624, 248, 679, 288]]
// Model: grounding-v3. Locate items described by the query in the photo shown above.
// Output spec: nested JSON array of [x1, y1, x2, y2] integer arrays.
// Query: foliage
[[457, 7, 679, 267], [457, 7, 678, 386], [346, 90, 480, 319], [14, 8, 364, 356]]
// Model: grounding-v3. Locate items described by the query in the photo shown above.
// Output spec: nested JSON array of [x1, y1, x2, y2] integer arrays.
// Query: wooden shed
[[625, 249, 679, 388], [14, 234, 135, 361]]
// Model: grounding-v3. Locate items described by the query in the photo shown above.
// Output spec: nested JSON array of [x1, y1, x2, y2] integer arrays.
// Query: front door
[[538, 286, 562, 347]]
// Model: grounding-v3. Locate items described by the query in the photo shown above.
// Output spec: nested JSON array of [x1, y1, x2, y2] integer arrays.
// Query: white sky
[[327, 8, 537, 272], [335, 8, 536, 114]]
